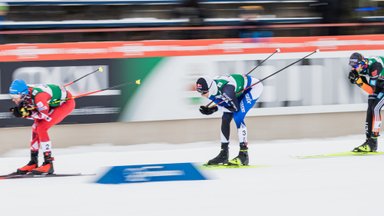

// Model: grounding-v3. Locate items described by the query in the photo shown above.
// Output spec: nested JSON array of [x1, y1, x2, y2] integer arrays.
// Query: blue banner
[[96, 162, 207, 184]]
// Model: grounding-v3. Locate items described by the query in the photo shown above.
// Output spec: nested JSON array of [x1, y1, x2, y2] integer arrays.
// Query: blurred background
[[0, 0, 383, 42], [0, 0, 383, 152]]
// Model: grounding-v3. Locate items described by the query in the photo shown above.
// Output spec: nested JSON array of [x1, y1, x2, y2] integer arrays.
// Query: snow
[[1, 134, 383, 216]]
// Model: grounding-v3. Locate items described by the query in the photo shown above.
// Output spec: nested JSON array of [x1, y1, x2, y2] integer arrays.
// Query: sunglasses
[[350, 60, 366, 69]]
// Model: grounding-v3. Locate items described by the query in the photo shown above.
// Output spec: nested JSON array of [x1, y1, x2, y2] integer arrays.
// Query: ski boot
[[228, 151, 249, 166], [16, 151, 38, 174], [207, 147, 229, 165], [228, 143, 249, 166], [353, 137, 378, 152], [32, 152, 54, 175]]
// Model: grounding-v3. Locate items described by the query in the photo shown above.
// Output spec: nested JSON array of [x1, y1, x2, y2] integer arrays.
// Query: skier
[[9, 79, 76, 174], [196, 74, 263, 165], [348, 52, 384, 152]]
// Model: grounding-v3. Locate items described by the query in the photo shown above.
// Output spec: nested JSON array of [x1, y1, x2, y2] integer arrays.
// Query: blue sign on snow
[[96, 162, 207, 184]]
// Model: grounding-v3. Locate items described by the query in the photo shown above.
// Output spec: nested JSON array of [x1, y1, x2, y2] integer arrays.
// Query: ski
[[199, 164, 267, 169], [0, 172, 94, 180], [296, 151, 384, 159], [0, 172, 20, 178]]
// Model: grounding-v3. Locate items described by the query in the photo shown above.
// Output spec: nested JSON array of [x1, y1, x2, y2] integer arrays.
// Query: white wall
[[0, 110, 367, 154]]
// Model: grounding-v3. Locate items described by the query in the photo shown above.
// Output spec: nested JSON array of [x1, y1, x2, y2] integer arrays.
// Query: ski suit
[[24, 84, 76, 153], [354, 56, 384, 138], [209, 74, 263, 144]]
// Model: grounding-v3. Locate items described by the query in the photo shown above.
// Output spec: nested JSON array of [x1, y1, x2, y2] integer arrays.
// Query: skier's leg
[[370, 94, 384, 151], [228, 91, 259, 165], [16, 122, 40, 174], [32, 98, 75, 174], [354, 96, 383, 152], [220, 112, 233, 144], [207, 112, 232, 165], [365, 97, 375, 139]]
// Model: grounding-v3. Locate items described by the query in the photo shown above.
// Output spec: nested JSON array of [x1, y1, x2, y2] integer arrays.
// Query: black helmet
[[196, 76, 218, 96], [196, 77, 211, 94], [349, 52, 364, 67]]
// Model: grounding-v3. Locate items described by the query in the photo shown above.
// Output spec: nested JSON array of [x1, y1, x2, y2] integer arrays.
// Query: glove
[[10, 107, 22, 118], [199, 105, 218, 115], [348, 70, 359, 84], [10, 105, 31, 118]]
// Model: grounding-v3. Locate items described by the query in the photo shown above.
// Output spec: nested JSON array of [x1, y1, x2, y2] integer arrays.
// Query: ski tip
[[0, 172, 96, 180], [315, 49, 320, 53], [98, 66, 103, 72], [276, 48, 281, 53]]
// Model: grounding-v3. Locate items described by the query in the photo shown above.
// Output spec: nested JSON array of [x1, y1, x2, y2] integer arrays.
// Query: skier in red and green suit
[[9, 79, 75, 174]]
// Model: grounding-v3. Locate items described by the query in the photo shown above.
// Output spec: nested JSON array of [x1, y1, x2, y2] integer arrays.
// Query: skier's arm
[[30, 92, 52, 121], [221, 85, 239, 112], [371, 62, 384, 93], [208, 95, 223, 105], [349, 70, 373, 94], [357, 78, 374, 94]]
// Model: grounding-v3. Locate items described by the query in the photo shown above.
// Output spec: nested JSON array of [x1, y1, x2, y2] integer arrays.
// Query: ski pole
[[71, 79, 141, 99], [245, 48, 280, 76], [23, 79, 141, 111], [205, 49, 320, 108], [242, 49, 320, 93], [204, 49, 281, 108], [45, 79, 141, 106], [64, 66, 104, 87]]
